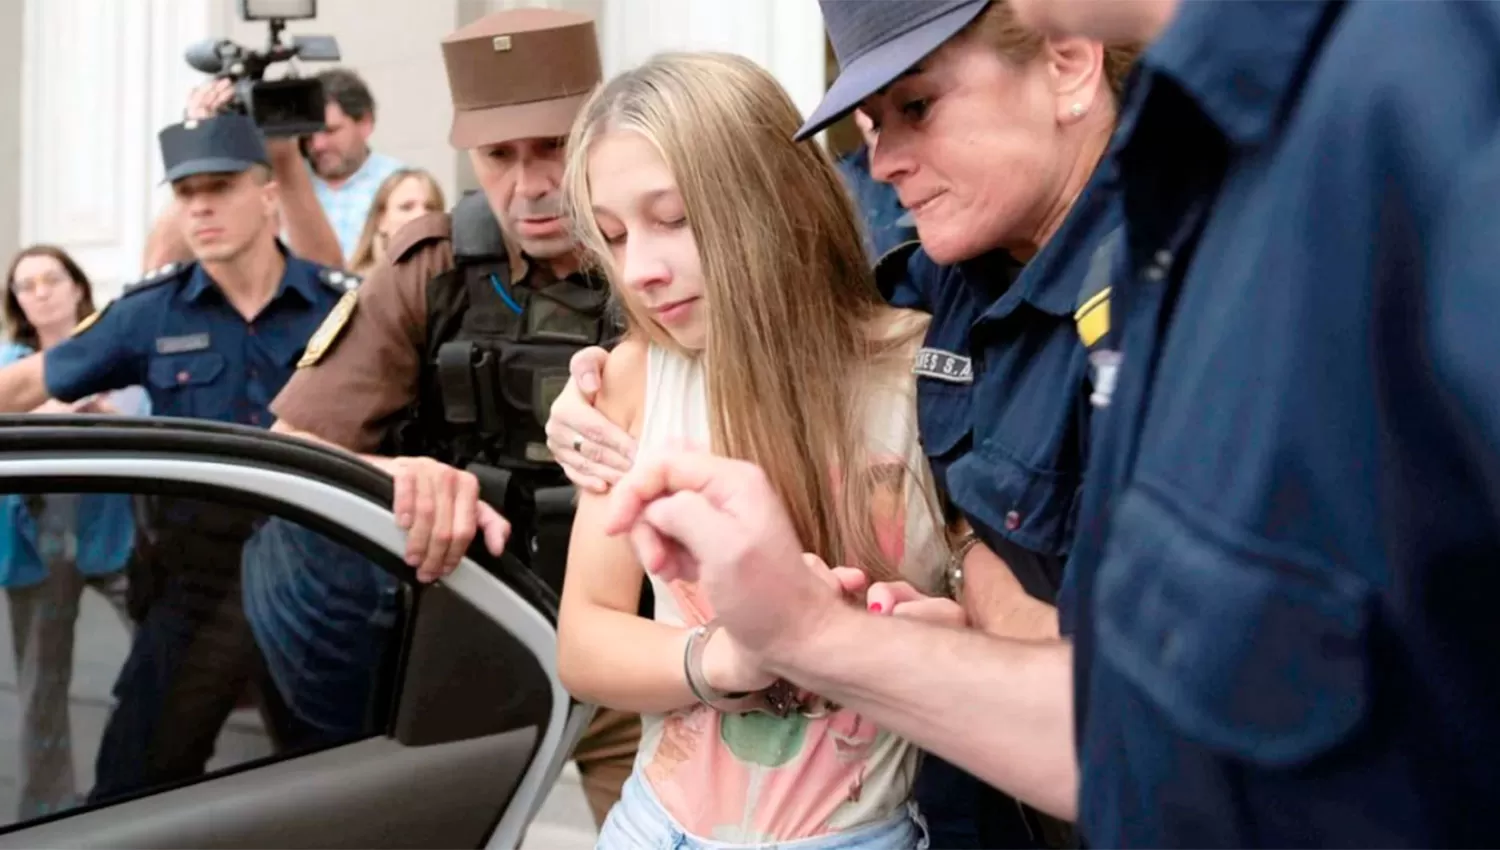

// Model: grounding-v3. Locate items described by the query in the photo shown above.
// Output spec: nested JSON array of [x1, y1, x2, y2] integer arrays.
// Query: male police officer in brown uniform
[[267, 8, 639, 828]]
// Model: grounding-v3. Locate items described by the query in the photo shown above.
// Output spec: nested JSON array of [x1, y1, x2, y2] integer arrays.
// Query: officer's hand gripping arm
[[546, 345, 636, 492]]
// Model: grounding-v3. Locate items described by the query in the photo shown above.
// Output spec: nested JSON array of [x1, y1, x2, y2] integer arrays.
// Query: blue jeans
[[241, 518, 399, 739], [597, 772, 929, 850]]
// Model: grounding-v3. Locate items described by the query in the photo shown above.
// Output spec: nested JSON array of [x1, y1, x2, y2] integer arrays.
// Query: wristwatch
[[947, 532, 980, 605]]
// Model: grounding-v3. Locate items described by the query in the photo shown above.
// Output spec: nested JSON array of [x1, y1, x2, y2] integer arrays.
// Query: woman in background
[[346, 169, 446, 277], [0, 245, 147, 819]]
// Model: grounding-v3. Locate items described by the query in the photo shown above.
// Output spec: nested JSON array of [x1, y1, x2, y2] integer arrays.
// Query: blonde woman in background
[[557, 52, 951, 849], [346, 169, 445, 277]]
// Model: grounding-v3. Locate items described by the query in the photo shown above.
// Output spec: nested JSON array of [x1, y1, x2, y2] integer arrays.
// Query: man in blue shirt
[[304, 68, 405, 259], [591, 0, 1500, 846], [0, 112, 357, 803]]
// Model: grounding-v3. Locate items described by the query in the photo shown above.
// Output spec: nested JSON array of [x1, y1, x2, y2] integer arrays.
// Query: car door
[[0, 416, 591, 849]]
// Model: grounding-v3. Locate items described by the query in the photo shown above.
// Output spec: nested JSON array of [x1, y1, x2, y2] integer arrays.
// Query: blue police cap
[[796, 0, 991, 141], [158, 113, 270, 184]]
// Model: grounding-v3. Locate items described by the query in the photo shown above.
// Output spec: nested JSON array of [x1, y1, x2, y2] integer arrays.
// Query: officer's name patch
[[155, 333, 211, 355], [297, 289, 357, 369], [913, 348, 973, 384]]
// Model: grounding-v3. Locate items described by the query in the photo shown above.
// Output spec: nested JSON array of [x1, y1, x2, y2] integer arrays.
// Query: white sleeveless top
[[629, 339, 945, 843]]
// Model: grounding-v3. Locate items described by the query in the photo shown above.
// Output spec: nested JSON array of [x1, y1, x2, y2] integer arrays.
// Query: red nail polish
[[868, 602, 883, 613]]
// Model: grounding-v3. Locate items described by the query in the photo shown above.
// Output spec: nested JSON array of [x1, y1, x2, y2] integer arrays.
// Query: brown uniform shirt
[[271, 212, 530, 453]]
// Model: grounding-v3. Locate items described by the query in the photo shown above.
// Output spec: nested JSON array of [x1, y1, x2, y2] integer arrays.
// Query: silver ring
[[572, 436, 584, 454]]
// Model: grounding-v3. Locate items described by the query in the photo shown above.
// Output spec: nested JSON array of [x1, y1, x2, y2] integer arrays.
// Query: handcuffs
[[684, 532, 982, 717], [684, 620, 838, 718]]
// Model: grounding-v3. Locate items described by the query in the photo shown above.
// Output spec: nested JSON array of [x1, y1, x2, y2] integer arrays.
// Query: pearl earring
[[1070, 103, 1086, 117]]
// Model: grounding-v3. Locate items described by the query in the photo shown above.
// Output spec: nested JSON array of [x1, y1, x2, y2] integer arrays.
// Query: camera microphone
[[184, 39, 238, 75]]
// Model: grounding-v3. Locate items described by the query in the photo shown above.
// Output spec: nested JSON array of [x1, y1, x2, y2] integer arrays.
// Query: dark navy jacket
[[1062, 1, 1500, 845], [44, 251, 351, 427]]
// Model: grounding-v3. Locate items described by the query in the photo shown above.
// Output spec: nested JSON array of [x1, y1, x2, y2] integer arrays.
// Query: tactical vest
[[400, 192, 612, 478]]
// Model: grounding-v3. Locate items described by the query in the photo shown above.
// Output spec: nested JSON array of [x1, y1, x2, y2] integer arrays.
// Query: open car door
[[0, 416, 590, 849]]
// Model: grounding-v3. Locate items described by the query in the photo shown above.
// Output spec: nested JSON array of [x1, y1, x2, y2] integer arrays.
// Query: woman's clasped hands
[[808, 554, 969, 629]]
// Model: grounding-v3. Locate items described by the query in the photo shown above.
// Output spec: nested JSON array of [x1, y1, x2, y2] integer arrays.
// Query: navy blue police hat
[[158, 113, 270, 184], [796, 0, 991, 141]]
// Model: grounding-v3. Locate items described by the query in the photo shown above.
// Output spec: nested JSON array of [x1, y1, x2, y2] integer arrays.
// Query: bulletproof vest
[[409, 192, 611, 475]]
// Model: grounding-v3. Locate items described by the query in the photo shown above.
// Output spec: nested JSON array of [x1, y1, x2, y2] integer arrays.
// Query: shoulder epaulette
[[389, 212, 453, 264], [1073, 226, 1123, 350], [72, 261, 187, 336], [317, 267, 361, 293], [121, 261, 191, 297], [873, 239, 921, 297]]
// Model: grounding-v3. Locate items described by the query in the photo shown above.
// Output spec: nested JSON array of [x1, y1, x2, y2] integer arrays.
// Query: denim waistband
[[597, 771, 929, 850]]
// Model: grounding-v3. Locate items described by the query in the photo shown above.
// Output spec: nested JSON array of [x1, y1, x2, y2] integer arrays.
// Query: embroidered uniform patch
[[913, 347, 973, 384], [297, 290, 357, 368], [155, 333, 211, 354], [71, 310, 104, 336]]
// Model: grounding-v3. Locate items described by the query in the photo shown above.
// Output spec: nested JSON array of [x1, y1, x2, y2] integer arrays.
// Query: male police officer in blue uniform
[[0, 112, 355, 803]]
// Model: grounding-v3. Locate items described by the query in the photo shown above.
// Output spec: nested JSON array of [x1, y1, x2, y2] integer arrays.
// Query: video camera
[[184, 0, 341, 137]]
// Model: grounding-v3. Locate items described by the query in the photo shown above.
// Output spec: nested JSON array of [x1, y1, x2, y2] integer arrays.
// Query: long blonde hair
[[565, 52, 927, 582], [347, 169, 446, 276]]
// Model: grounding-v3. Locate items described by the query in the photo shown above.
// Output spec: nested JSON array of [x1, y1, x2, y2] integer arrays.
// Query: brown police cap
[[442, 8, 603, 148]]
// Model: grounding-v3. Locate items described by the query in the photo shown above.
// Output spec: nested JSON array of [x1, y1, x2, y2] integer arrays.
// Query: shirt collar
[[1141, 0, 1344, 147], [965, 162, 1118, 321], [503, 241, 599, 289], [182, 242, 320, 305], [313, 150, 390, 193]]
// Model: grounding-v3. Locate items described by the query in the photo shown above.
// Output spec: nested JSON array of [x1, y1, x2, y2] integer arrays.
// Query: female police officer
[[547, 1, 1137, 845]]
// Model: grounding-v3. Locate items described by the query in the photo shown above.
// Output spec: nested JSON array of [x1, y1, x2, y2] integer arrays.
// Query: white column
[[19, 0, 218, 302]]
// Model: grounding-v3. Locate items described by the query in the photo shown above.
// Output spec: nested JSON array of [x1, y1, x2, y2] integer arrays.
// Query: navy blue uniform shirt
[[884, 170, 1117, 603], [1063, 1, 1500, 845], [44, 252, 350, 426], [881, 165, 1119, 848]]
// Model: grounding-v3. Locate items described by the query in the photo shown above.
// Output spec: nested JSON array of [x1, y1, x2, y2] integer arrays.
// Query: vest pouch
[[525, 280, 606, 345], [497, 342, 582, 463]]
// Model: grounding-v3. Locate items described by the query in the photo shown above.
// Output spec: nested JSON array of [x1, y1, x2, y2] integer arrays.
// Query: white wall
[[486, 0, 827, 122], [19, 0, 222, 302], [0, 0, 21, 273]]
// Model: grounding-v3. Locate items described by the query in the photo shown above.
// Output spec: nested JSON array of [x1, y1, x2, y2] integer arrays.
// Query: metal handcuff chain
[[684, 620, 840, 719]]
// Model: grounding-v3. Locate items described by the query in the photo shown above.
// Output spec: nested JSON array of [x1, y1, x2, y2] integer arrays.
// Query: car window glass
[[0, 490, 407, 825]]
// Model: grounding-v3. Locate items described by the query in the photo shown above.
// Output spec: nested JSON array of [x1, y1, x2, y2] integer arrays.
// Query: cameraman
[[305, 68, 404, 260], [143, 79, 345, 273]]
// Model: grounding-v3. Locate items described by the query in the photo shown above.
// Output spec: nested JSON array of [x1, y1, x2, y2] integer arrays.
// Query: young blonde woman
[[345, 168, 445, 277], [557, 52, 946, 849]]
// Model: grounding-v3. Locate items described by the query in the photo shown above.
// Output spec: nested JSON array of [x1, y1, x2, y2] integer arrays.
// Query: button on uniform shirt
[[43, 252, 350, 428], [876, 173, 1118, 849], [312, 151, 404, 260], [1061, 1, 1500, 845]]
